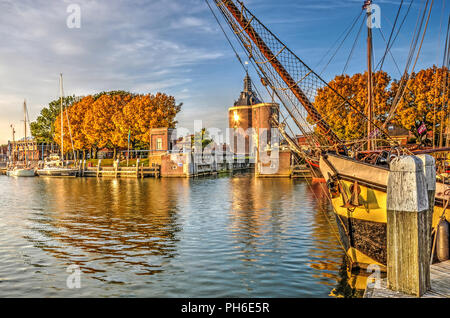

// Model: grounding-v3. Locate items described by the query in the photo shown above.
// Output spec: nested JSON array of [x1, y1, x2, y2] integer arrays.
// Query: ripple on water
[[0, 174, 348, 297]]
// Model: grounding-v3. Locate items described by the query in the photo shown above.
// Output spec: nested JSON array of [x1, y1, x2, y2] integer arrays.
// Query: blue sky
[[0, 0, 448, 144]]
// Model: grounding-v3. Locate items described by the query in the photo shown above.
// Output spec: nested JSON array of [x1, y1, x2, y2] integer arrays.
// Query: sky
[[0, 0, 448, 144]]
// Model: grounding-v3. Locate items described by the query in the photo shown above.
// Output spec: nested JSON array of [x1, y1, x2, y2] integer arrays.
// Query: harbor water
[[0, 172, 362, 297]]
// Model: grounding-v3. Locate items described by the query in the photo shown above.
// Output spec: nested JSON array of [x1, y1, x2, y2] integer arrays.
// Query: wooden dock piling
[[386, 155, 433, 297], [418, 154, 437, 289], [96, 159, 102, 178]]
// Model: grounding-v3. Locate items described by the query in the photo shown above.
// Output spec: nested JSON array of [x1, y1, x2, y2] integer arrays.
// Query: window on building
[[156, 138, 163, 150]]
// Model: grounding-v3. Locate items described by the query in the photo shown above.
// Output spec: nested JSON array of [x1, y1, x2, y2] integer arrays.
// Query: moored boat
[[319, 152, 450, 270], [6, 100, 37, 178], [37, 74, 78, 178], [36, 154, 78, 177], [6, 167, 36, 177]]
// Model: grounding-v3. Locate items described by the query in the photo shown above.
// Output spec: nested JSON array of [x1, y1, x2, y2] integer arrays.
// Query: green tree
[[191, 128, 213, 151], [30, 95, 79, 143]]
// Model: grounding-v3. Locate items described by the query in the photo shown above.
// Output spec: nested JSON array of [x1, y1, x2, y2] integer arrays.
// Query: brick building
[[8, 138, 40, 162], [228, 74, 279, 158], [148, 128, 175, 154]]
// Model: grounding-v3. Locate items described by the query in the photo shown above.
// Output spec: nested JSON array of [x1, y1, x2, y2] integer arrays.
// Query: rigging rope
[[318, 11, 364, 76], [384, 0, 433, 128], [375, 0, 414, 71], [206, 0, 322, 149], [376, 28, 403, 77], [216, 0, 399, 148], [379, 0, 404, 70], [342, 14, 365, 75]]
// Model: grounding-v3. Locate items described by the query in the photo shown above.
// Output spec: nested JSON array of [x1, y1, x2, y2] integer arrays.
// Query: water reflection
[[304, 183, 342, 289], [25, 178, 183, 280], [0, 174, 357, 297]]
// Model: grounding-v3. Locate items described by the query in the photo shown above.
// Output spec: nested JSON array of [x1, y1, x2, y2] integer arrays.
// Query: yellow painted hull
[[320, 154, 450, 270], [330, 180, 449, 268]]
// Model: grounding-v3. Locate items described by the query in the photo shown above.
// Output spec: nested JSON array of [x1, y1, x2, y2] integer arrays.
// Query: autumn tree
[[313, 71, 392, 140], [52, 91, 182, 160], [54, 96, 95, 159], [121, 93, 182, 144], [83, 92, 133, 159], [391, 66, 449, 145]]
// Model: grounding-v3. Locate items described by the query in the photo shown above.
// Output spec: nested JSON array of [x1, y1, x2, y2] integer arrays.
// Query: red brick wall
[[228, 106, 252, 156], [160, 153, 187, 177], [149, 128, 172, 154]]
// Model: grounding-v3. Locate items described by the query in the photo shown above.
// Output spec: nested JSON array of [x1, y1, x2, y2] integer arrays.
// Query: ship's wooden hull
[[305, 158, 323, 178], [319, 154, 450, 271]]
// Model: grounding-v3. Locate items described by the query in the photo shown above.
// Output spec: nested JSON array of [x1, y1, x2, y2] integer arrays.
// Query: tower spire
[[243, 72, 252, 93], [234, 73, 261, 106]]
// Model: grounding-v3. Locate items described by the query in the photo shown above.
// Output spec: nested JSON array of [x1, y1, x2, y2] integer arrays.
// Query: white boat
[[36, 167, 78, 177], [36, 75, 78, 178], [6, 167, 36, 177], [36, 154, 78, 177], [6, 100, 36, 178]]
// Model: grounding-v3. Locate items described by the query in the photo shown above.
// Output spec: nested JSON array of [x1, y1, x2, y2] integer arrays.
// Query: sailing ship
[[6, 100, 36, 177], [317, 0, 450, 269], [37, 74, 78, 177], [209, 0, 450, 271]]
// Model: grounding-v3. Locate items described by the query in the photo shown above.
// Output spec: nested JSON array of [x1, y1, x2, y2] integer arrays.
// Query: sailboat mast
[[10, 125, 15, 164], [23, 99, 28, 165], [60, 73, 64, 163], [365, 0, 374, 151]]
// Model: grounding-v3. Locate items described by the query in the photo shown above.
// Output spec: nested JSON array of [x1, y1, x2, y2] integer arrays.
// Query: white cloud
[[0, 0, 223, 144]]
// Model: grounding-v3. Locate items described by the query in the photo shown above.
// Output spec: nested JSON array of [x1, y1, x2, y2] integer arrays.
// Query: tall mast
[[23, 99, 28, 165], [214, 0, 341, 145], [364, 0, 374, 151], [10, 124, 15, 164], [60, 73, 64, 162]]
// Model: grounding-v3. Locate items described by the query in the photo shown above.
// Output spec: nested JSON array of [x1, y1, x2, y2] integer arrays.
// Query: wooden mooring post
[[386, 155, 435, 297], [96, 159, 102, 178], [136, 159, 140, 178], [418, 154, 436, 289]]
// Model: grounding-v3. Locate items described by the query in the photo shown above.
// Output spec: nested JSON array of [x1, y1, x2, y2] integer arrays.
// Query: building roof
[[234, 73, 261, 106]]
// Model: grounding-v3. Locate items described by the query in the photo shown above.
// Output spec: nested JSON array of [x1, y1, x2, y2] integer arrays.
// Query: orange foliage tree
[[312, 66, 449, 144], [392, 66, 449, 145], [313, 71, 392, 140], [53, 91, 181, 159], [122, 93, 181, 143]]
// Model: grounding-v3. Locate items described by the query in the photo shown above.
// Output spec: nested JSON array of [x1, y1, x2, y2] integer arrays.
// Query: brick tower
[[228, 74, 279, 160]]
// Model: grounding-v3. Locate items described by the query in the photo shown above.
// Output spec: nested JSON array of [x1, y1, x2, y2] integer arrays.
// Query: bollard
[[386, 155, 432, 297], [417, 154, 436, 280]]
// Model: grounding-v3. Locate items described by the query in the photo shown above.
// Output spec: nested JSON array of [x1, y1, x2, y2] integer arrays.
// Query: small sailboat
[[6, 100, 36, 177], [37, 153, 78, 177], [37, 74, 78, 177]]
